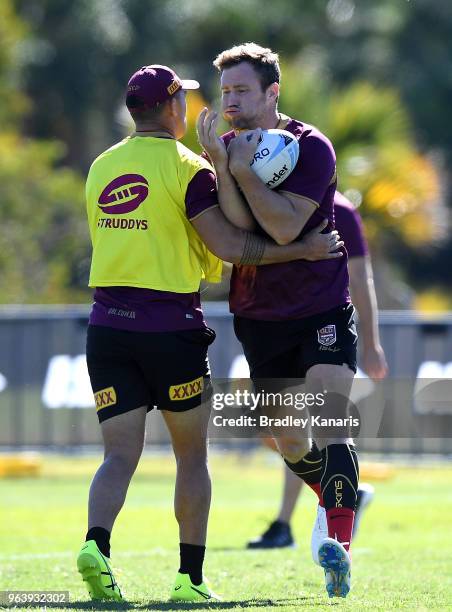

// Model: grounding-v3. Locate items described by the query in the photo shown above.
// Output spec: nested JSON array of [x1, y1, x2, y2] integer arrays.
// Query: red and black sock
[[284, 440, 324, 506], [86, 526, 111, 558], [320, 443, 359, 552], [179, 543, 205, 586]]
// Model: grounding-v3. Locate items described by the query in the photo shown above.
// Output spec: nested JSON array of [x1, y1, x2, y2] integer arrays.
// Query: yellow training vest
[[86, 136, 222, 291]]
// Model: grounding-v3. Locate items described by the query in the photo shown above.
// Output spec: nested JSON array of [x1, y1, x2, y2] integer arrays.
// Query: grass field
[[1, 452, 451, 611]]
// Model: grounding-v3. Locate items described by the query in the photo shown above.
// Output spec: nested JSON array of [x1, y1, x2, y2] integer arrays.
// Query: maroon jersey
[[334, 192, 368, 258], [225, 118, 350, 320]]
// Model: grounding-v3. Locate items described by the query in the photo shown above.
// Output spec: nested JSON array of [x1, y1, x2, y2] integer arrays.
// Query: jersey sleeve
[[185, 168, 218, 220], [278, 133, 336, 206], [334, 203, 369, 257]]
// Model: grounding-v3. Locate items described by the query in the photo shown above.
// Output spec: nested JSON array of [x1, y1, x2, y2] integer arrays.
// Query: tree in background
[[0, 0, 89, 303], [279, 59, 444, 307], [280, 62, 442, 246], [4, 0, 452, 304]]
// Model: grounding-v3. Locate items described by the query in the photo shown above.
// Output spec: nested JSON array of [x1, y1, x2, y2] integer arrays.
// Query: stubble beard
[[226, 110, 261, 132]]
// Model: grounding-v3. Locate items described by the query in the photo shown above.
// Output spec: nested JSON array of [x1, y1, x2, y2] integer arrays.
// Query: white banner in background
[[0, 372, 7, 393], [42, 355, 94, 409], [414, 361, 452, 415]]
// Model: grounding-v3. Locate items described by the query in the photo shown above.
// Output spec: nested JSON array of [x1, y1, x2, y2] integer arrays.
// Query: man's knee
[[164, 403, 210, 458], [104, 445, 143, 474], [277, 436, 311, 463], [101, 407, 146, 466], [174, 441, 208, 468], [315, 436, 354, 451]]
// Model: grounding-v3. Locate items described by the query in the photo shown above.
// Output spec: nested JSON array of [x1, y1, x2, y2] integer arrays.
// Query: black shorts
[[86, 325, 216, 423], [233, 303, 357, 383]]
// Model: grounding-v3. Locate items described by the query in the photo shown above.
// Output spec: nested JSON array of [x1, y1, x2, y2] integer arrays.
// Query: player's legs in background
[[353, 482, 374, 538], [278, 466, 304, 524], [247, 437, 303, 549], [263, 437, 305, 524]]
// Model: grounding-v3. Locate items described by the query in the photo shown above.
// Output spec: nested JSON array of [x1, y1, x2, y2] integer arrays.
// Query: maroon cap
[[126, 64, 199, 110]]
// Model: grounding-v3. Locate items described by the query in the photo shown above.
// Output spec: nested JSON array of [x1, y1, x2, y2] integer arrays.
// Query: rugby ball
[[249, 129, 299, 189]]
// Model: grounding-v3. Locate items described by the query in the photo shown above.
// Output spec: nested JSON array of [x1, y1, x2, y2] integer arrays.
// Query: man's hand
[[228, 129, 262, 177], [196, 108, 228, 170], [362, 344, 388, 381], [300, 219, 344, 261]]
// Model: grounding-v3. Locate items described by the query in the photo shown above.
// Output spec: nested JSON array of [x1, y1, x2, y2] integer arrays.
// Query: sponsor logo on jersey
[[107, 308, 136, 319], [97, 217, 148, 230], [169, 376, 204, 401], [317, 324, 337, 346], [95, 386, 117, 411], [98, 174, 149, 214]]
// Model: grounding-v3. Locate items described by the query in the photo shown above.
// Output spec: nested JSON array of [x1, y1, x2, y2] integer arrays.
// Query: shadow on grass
[[136, 599, 308, 610], [42, 595, 326, 610], [9, 604, 130, 611], [208, 546, 302, 553], [206, 546, 247, 552]]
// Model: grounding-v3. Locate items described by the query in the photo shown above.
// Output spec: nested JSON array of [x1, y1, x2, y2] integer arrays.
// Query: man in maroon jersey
[[198, 42, 360, 598]]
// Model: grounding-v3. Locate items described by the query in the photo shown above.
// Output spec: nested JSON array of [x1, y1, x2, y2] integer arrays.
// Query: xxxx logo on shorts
[[317, 324, 337, 346], [98, 174, 149, 214], [95, 386, 117, 411], [169, 376, 204, 401]]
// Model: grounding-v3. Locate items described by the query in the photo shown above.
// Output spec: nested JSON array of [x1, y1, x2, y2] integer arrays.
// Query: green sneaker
[[77, 540, 123, 601], [169, 572, 221, 602]]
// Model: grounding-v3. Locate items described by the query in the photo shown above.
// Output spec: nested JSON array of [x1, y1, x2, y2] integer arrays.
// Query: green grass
[[1, 452, 451, 611]]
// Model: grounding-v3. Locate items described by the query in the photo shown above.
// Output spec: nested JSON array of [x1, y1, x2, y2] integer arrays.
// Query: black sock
[[86, 527, 111, 558], [179, 543, 205, 586], [349, 445, 359, 496], [320, 443, 359, 511], [284, 440, 323, 485]]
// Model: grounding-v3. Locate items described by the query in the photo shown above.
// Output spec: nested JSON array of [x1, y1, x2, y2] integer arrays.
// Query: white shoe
[[353, 483, 375, 538], [311, 505, 327, 565], [318, 537, 351, 598]]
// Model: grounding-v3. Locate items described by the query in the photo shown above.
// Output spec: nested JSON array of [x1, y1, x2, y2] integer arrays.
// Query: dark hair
[[213, 42, 280, 91], [127, 95, 168, 122]]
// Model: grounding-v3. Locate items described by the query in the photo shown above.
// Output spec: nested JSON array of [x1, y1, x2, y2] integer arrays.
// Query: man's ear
[[267, 82, 279, 103], [167, 97, 178, 117]]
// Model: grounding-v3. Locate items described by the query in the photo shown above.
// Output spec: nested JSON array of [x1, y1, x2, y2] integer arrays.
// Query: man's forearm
[[215, 163, 257, 231], [349, 260, 381, 349], [191, 205, 341, 267], [352, 282, 380, 347], [349, 256, 388, 378], [221, 229, 313, 265], [232, 167, 298, 242]]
